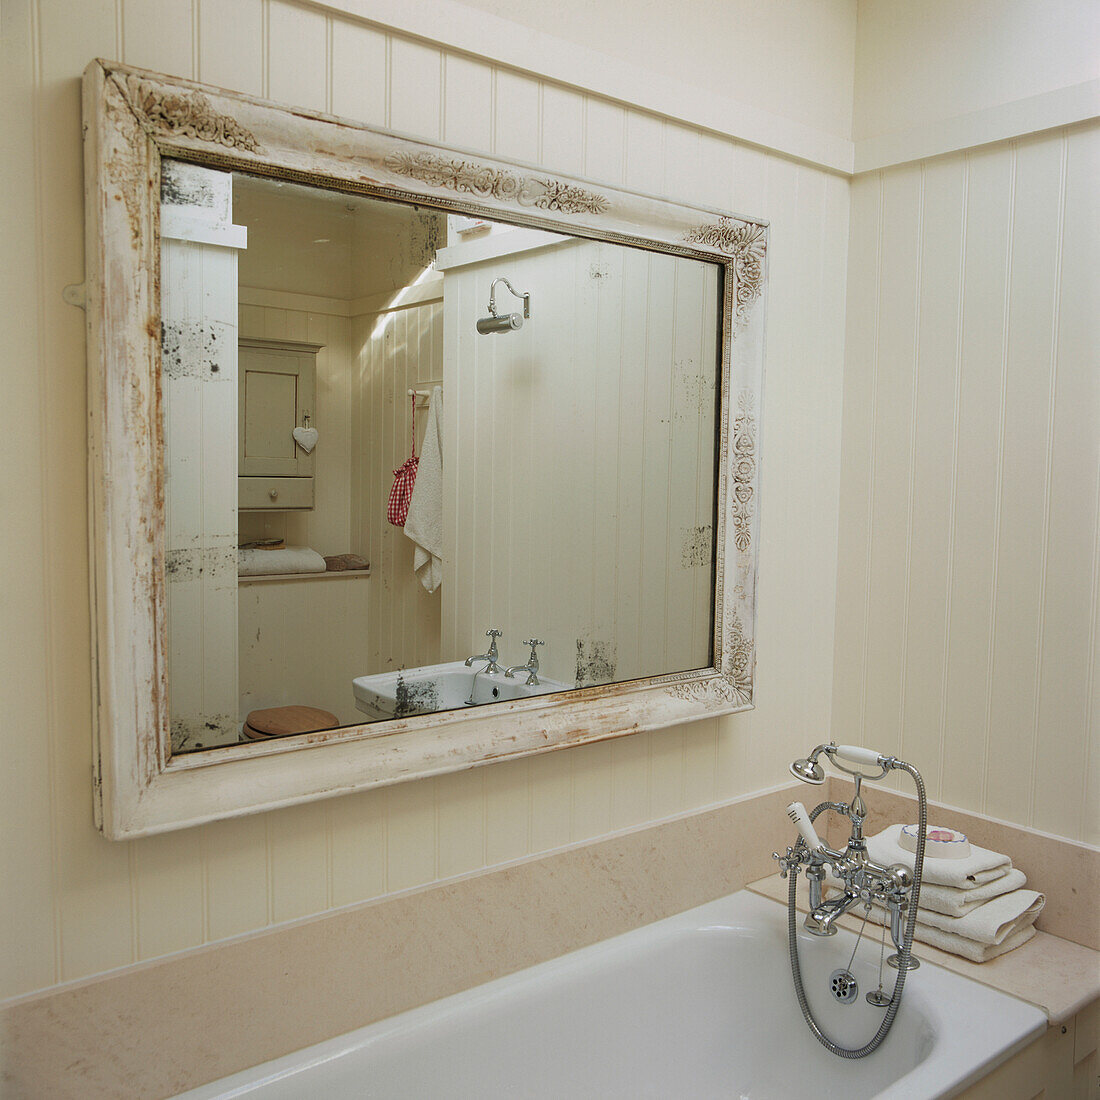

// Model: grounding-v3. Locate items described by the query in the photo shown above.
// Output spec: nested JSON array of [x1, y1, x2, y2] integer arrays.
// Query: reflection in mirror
[[162, 161, 722, 753]]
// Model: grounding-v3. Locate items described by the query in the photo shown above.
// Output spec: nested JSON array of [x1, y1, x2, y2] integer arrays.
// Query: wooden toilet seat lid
[[244, 705, 339, 737]]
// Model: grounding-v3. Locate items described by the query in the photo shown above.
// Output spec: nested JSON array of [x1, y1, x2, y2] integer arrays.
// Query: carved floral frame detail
[[82, 60, 769, 837]]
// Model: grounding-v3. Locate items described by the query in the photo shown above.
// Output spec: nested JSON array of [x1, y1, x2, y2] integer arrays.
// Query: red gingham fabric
[[387, 454, 419, 527]]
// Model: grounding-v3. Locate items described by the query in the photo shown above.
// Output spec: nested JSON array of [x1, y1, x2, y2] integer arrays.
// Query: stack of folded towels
[[238, 546, 327, 576], [863, 824, 1044, 963]]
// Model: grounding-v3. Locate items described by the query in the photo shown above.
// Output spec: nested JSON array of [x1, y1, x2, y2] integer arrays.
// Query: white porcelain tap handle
[[834, 744, 883, 767], [787, 801, 824, 852]]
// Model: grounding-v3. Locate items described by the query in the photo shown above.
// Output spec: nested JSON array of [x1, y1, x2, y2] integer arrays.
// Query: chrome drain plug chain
[[866, 914, 892, 1006]]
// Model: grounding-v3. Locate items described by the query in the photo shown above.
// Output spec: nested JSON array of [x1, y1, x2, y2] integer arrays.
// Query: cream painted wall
[[453, 0, 858, 141], [0, 0, 847, 1001], [854, 0, 1100, 141], [833, 122, 1100, 846]]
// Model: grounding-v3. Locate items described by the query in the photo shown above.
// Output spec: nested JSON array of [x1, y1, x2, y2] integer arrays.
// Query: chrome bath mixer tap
[[774, 741, 927, 1059]]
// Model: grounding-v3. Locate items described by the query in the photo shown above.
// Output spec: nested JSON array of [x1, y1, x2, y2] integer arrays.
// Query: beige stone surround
[[2, 779, 1096, 1099]]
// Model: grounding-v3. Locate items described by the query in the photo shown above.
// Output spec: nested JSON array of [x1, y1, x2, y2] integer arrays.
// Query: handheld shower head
[[789, 756, 826, 784], [788, 742, 892, 785]]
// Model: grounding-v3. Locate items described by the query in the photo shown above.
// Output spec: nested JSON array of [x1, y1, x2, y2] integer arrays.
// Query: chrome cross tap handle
[[772, 846, 800, 878]]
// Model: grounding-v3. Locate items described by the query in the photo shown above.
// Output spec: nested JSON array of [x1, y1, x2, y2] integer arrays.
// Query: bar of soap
[[899, 824, 970, 859]]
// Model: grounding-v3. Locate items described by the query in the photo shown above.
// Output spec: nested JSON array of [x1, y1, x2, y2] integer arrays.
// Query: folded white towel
[[238, 546, 327, 576], [865, 887, 1043, 964], [897, 920, 1037, 964], [404, 385, 443, 593], [867, 824, 1011, 888], [914, 889, 1044, 945], [918, 868, 1028, 917]]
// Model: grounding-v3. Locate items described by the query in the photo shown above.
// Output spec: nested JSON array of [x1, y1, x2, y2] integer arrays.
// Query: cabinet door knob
[[269, 488, 279, 501]]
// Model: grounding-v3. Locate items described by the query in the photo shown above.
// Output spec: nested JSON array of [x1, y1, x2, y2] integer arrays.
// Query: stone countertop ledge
[[748, 873, 1100, 1025]]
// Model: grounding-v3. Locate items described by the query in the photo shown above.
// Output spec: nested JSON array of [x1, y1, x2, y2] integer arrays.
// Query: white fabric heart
[[292, 425, 319, 454]]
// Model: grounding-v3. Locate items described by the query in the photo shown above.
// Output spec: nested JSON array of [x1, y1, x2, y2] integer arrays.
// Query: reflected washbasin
[[352, 660, 572, 720]]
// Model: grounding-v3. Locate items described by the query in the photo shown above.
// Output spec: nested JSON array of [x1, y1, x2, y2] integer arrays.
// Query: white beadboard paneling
[[681, 719, 719, 808], [695, 132, 736, 213], [443, 239, 718, 688], [940, 143, 1014, 810], [200, 814, 269, 941], [268, 801, 331, 922], [442, 52, 493, 152], [540, 84, 585, 176], [3, 0, 859, 1003], [330, 18, 388, 126], [899, 155, 967, 803], [132, 830, 205, 960], [2, 0, 60, 999], [664, 122, 702, 206], [570, 741, 613, 841], [123, 0, 194, 78], [984, 134, 1064, 823], [353, 296, 443, 679], [831, 174, 881, 753], [1031, 125, 1099, 841], [388, 36, 441, 140], [435, 770, 486, 879], [528, 751, 573, 853], [727, 143, 770, 225], [27, 0, 131, 996], [833, 124, 1099, 839], [609, 733, 652, 830], [199, 0, 264, 95], [862, 163, 922, 758], [649, 724, 686, 820], [385, 780, 437, 892], [330, 789, 387, 906], [267, 0, 327, 111], [493, 68, 540, 163], [585, 97, 626, 185], [483, 758, 531, 866], [624, 110, 665, 196]]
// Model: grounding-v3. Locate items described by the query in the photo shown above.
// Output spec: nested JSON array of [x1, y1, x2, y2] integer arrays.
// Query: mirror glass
[[163, 163, 722, 753]]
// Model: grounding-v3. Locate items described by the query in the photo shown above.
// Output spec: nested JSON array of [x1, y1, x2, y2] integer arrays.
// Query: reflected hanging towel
[[404, 385, 443, 592], [387, 392, 419, 527]]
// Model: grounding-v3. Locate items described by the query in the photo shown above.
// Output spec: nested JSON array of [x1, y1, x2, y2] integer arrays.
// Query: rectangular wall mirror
[[83, 60, 767, 837]]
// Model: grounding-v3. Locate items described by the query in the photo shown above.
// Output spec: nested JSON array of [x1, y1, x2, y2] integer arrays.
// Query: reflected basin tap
[[464, 628, 504, 675], [505, 638, 544, 686]]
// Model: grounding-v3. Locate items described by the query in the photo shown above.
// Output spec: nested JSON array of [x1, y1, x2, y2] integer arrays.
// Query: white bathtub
[[179, 890, 1045, 1099]]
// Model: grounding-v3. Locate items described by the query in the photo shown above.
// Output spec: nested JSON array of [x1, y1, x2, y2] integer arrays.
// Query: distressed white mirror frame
[[82, 59, 768, 839]]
